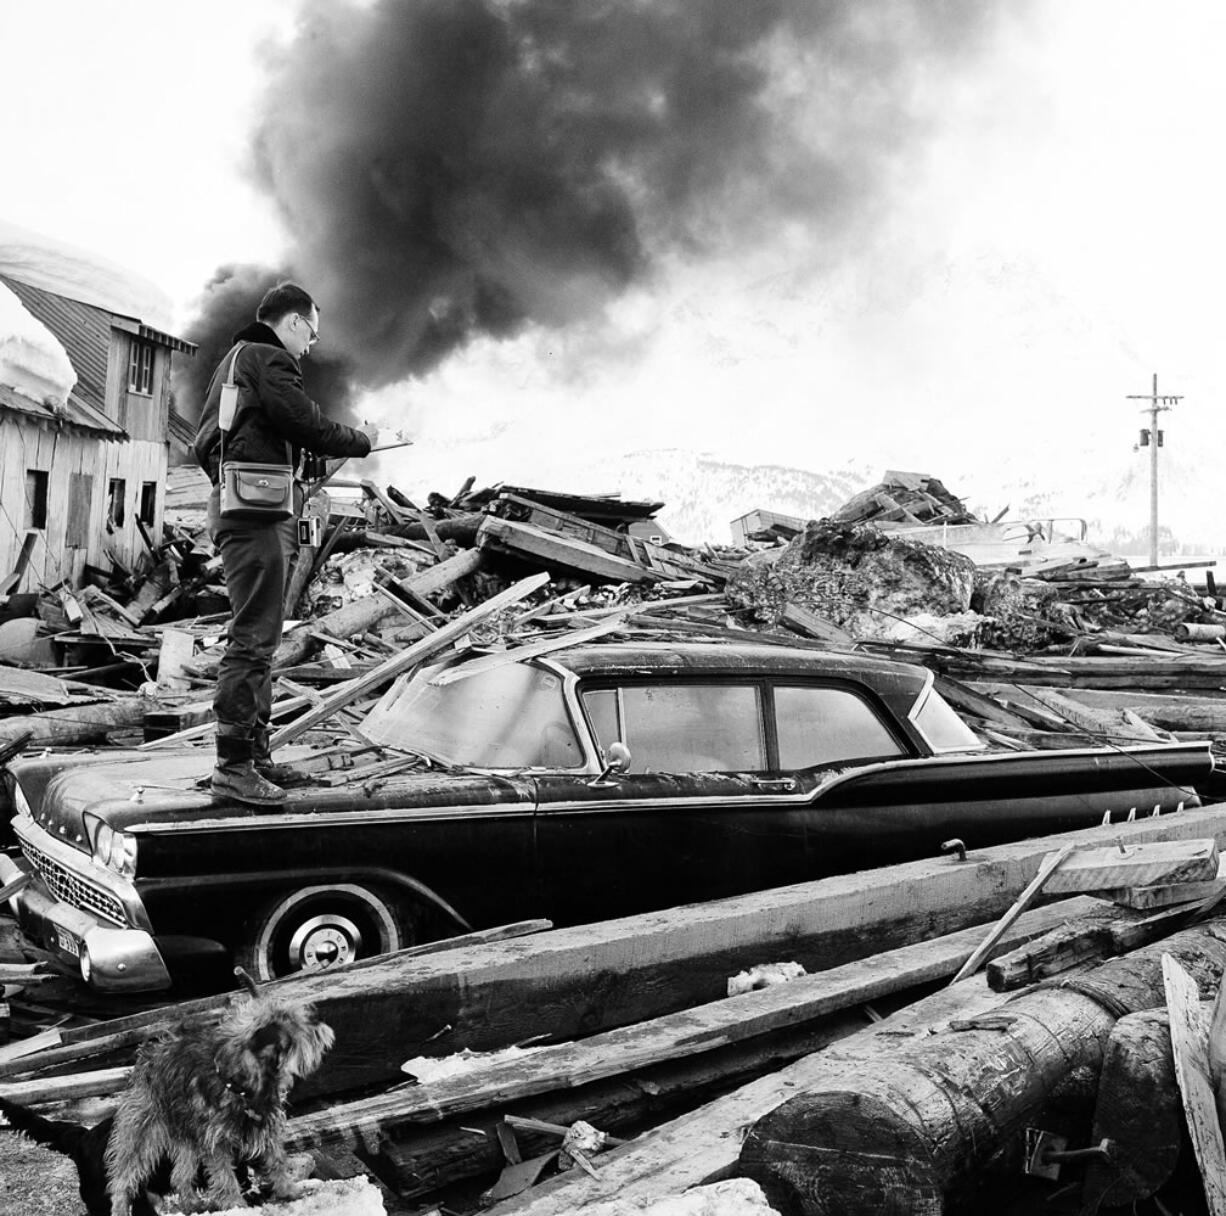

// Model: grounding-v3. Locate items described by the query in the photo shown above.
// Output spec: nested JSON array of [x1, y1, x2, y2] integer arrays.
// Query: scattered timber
[[284, 895, 1107, 1152]]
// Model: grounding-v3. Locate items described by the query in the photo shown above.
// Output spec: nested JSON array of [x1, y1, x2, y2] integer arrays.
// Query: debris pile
[[0, 466, 1223, 767]]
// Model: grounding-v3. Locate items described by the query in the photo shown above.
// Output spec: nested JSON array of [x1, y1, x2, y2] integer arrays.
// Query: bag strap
[[217, 343, 293, 471]]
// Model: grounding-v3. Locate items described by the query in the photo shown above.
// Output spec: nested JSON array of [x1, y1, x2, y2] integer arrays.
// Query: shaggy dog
[[104, 992, 333, 1216]]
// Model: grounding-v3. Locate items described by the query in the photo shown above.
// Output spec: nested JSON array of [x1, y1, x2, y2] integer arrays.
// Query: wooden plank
[[1042, 839, 1218, 894], [286, 895, 1103, 1149], [155, 628, 195, 692], [271, 572, 549, 747], [0, 1065, 130, 1106], [1162, 953, 1226, 1215]]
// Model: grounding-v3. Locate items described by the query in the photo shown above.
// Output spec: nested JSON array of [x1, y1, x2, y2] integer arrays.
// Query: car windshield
[[359, 660, 585, 769]]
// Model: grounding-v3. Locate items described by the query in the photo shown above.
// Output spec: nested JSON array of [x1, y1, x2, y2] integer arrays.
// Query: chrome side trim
[[129, 801, 534, 835]]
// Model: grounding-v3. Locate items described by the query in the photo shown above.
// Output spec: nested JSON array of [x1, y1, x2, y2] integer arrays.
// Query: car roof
[[538, 640, 932, 711]]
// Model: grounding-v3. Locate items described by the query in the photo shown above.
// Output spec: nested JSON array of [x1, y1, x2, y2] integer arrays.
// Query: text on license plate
[[56, 928, 80, 958]]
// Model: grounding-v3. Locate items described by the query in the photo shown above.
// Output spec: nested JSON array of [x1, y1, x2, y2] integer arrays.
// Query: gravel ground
[[0, 1130, 82, 1216]]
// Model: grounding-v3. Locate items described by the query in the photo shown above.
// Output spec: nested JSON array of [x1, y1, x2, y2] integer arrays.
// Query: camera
[[297, 516, 323, 547]]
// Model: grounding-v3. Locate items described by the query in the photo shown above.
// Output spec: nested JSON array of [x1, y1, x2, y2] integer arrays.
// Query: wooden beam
[[271, 572, 549, 747], [391, 547, 483, 600], [428, 618, 627, 686], [1041, 838, 1218, 894], [1164, 954, 1226, 1216]]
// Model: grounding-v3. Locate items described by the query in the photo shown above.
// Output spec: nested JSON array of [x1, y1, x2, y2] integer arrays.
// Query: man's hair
[[257, 282, 316, 325]]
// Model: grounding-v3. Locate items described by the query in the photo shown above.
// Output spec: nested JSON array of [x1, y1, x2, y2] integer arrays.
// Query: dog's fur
[[104, 992, 333, 1215]]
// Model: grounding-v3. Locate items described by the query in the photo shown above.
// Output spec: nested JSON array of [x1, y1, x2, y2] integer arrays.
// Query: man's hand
[[361, 422, 380, 451]]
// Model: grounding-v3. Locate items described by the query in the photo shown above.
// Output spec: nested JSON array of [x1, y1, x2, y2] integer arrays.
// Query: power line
[[1127, 373, 1182, 567]]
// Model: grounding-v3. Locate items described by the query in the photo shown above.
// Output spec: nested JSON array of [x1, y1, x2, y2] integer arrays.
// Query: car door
[[533, 677, 820, 925]]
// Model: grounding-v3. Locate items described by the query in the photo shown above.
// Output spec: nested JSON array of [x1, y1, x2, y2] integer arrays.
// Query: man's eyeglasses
[[297, 314, 320, 346]]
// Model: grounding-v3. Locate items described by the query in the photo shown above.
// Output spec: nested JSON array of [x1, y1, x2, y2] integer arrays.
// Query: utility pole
[[1127, 373, 1181, 566]]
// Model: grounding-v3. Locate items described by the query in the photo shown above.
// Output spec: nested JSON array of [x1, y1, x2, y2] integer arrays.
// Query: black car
[[0, 640, 1213, 992]]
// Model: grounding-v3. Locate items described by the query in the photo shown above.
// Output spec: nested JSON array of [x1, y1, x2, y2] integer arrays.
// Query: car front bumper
[[0, 851, 172, 992]]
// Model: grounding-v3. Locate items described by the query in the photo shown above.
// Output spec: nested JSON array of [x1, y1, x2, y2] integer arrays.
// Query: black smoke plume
[[178, 0, 1002, 420]]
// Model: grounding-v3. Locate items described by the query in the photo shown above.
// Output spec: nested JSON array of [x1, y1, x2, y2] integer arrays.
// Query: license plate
[[56, 928, 80, 958]]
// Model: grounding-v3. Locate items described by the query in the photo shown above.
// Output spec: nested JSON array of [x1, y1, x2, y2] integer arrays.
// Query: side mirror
[[589, 741, 632, 787]]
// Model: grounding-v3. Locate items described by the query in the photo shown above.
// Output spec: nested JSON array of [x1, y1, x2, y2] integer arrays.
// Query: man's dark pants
[[207, 487, 298, 759]]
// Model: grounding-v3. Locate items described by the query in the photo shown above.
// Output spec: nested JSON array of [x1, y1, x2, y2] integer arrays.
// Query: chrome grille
[[21, 840, 125, 926]]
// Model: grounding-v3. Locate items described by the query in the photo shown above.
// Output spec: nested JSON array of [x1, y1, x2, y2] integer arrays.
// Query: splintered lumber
[[272, 572, 549, 747], [1080, 1009, 1181, 1208], [155, 628, 194, 691], [735, 921, 1226, 1216], [985, 900, 1194, 991], [0, 1065, 131, 1106], [1163, 954, 1226, 1216], [778, 604, 855, 647], [285, 895, 1103, 1151], [1040, 838, 1218, 894], [0, 698, 152, 748]]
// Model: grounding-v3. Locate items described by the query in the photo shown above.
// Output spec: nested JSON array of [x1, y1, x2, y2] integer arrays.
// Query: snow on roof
[[0, 218, 173, 331], [0, 278, 75, 407]]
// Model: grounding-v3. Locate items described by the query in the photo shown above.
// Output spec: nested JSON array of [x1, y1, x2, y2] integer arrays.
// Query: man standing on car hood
[[194, 282, 375, 805]]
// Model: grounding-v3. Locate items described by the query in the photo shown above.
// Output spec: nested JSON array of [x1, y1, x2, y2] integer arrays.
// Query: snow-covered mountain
[[553, 447, 1226, 555]]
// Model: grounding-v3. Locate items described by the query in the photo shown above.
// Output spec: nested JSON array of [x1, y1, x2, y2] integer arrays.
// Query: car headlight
[[84, 814, 138, 878], [11, 782, 31, 820]]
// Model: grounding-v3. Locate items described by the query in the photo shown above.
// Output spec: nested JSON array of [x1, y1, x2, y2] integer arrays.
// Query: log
[[1080, 1009, 1182, 1207], [736, 921, 1226, 1216], [0, 697, 153, 748], [389, 546, 483, 600], [273, 595, 400, 670]]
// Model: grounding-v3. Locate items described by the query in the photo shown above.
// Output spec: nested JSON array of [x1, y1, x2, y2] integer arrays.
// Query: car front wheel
[[236, 883, 413, 982]]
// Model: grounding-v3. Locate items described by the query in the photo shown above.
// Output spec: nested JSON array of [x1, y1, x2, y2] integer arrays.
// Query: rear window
[[773, 685, 906, 768], [910, 686, 986, 753], [582, 683, 766, 773]]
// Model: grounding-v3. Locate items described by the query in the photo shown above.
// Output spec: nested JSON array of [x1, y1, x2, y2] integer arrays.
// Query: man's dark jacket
[[194, 321, 370, 484]]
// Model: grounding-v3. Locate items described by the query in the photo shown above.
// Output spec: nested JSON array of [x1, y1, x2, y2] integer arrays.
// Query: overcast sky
[[1, 0, 1222, 522]]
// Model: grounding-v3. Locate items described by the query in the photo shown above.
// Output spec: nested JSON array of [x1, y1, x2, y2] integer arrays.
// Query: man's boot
[[212, 730, 286, 805], [253, 726, 301, 786]]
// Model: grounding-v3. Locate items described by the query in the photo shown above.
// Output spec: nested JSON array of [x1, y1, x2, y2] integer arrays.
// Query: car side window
[[774, 684, 906, 769], [582, 683, 766, 773]]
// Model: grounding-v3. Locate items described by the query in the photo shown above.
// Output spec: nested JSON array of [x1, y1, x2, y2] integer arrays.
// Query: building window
[[127, 339, 155, 394], [108, 478, 127, 527], [24, 470, 48, 529], [139, 481, 158, 527]]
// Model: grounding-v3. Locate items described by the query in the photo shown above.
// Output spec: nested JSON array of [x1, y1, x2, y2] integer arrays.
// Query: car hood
[[9, 748, 533, 844]]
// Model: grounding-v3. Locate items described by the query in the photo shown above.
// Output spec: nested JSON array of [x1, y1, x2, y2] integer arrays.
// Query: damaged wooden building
[[0, 272, 196, 597]]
